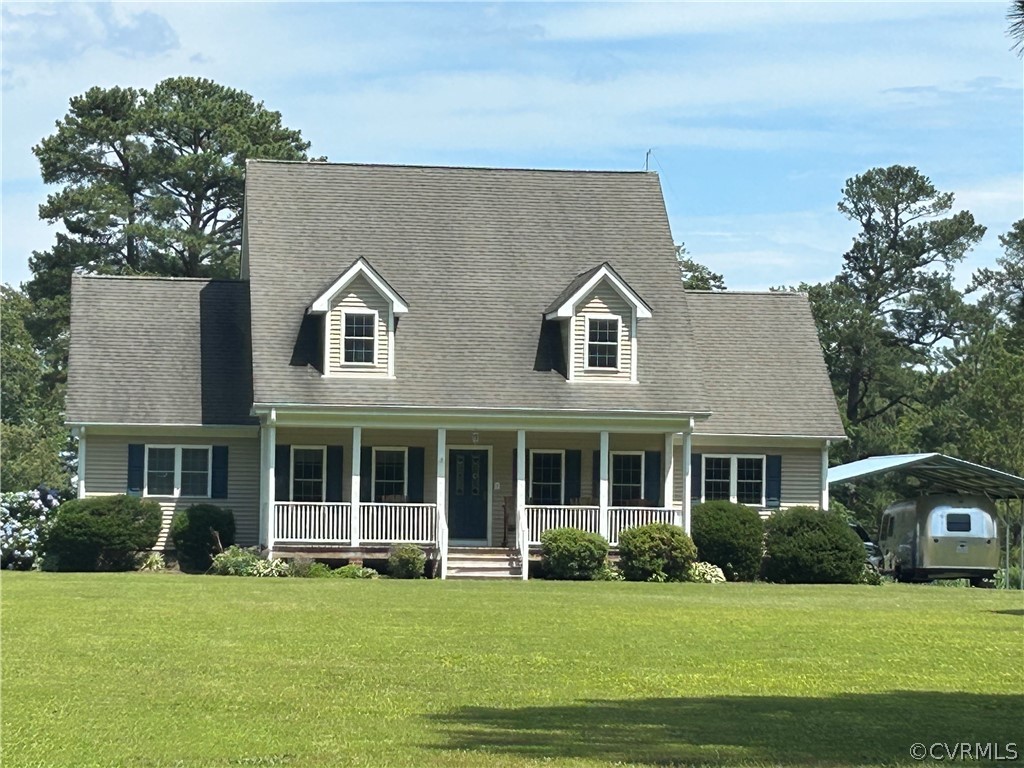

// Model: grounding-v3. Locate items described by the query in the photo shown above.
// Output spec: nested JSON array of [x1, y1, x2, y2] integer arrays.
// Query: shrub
[[2, 488, 60, 570], [688, 561, 726, 583], [210, 545, 262, 576], [334, 563, 379, 579], [305, 562, 334, 578], [618, 523, 697, 582], [252, 558, 291, 577], [761, 506, 864, 584], [138, 552, 166, 572], [691, 500, 764, 581], [170, 504, 236, 572], [387, 544, 426, 579], [859, 562, 882, 586], [539, 527, 610, 580], [42, 495, 161, 571]]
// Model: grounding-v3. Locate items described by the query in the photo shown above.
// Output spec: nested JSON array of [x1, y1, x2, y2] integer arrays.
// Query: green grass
[[2, 574, 1022, 768]]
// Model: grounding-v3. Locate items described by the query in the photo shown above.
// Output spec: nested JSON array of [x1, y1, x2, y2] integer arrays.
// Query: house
[[66, 161, 845, 578]]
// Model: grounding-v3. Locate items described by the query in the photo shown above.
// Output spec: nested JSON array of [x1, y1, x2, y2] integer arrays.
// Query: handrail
[[516, 502, 529, 580], [436, 505, 449, 580]]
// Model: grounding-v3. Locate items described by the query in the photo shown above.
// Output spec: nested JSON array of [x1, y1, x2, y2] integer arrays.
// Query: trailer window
[[946, 513, 972, 532]]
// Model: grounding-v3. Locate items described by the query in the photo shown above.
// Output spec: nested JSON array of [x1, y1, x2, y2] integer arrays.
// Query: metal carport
[[828, 453, 1024, 589]]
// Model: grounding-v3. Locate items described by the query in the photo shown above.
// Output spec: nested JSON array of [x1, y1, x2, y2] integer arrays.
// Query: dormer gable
[[545, 263, 651, 383], [308, 258, 408, 378]]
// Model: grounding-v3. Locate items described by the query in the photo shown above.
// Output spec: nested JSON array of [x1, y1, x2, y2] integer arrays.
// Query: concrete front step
[[446, 547, 522, 579]]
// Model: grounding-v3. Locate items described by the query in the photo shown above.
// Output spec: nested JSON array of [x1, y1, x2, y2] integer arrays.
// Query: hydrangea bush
[[1, 488, 60, 570]]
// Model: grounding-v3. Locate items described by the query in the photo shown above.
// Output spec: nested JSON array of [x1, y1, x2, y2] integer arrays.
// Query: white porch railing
[[608, 507, 677, 546], [359, 503, 438, 543], [275, 503, 351, 543], [525, 505, 601, 545]]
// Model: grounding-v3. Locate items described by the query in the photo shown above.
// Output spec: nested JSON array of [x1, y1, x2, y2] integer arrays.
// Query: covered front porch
[[258, 414, 695, 577]]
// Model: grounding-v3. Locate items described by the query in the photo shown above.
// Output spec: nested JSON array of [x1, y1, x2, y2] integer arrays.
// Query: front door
[[448, 449, 489, 542]]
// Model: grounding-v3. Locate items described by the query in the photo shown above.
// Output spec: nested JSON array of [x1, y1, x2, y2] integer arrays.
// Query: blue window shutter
[[360, 447, 372, 502], [690, 453, 702, 504], [275, 444, 290, 501], [326, 446, 344, 502], [565, 450, 581, 504], [407, 447, 425, 503], [592, 450, 600, 500], [127, 444, 145, 494], [766, 455, 782, 508], [211, 446, 229, 499], [644, 451, 662, 506]]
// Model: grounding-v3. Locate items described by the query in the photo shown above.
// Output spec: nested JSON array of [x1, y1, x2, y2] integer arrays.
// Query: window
[[611, 452, 644, 505], [145, 445, 210, 497], [946, 513, 972, 533], [343, 310, 376, 364], [702, 455, 766, 506], [586, 316, 619, 369], [530, 451, 564, 505], [374, 448, 407, 500], [291, 447, 325, 502]]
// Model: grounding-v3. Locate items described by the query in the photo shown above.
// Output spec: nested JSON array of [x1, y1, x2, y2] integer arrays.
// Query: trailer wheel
[[969, 577, 995, 589]]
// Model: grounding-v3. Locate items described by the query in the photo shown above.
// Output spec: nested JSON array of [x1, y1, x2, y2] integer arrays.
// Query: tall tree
[[808, 165, 985, 458], [971, 219, 1024, 332], [1009, 0, 1024, 55], [676, 244, 727, 290]]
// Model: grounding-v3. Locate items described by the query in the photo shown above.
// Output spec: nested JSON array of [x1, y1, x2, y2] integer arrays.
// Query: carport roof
[[828, 453, 1024, 500]]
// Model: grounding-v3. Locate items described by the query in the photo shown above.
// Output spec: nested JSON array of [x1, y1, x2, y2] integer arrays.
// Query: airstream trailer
[[878, 494, 999, 585]]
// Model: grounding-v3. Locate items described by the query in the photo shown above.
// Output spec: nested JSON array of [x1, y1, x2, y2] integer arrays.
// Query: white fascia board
[[309, 258, 409, 315], [544, 266, 652, 320]]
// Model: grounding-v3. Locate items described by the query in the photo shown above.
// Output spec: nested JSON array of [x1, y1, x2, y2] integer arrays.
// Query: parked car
[[849, 521, 883, 570]]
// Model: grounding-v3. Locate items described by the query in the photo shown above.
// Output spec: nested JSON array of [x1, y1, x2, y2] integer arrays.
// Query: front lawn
[[2, 574, 1021, 767]]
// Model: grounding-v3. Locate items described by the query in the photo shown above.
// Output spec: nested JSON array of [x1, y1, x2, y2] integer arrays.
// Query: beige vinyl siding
[[673, 443, 823, 514], [572, 284, 633, 380], [84, 433, 261, 549], [327, 274, 390, 376]]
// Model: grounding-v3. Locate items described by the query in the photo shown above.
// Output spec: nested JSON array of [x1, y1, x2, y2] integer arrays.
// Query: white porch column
[[436, 428, 447, 580], [76, 427, 87, 499], [516, 428, 526, 517], [351, 426, 362, 546], [663, 432, 675, 515], [258, 424, 268, 547], [682, 419, 693, 535], [599, 431, 609, 539], [820, 440, 831, 511], [265, 415, 277, 553]]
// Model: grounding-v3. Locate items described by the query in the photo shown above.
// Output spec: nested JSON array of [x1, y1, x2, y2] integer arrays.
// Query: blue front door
[[449, 449, 488, 541]]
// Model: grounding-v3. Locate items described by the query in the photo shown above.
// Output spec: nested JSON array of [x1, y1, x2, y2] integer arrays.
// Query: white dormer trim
[[544, 265, 652, 321], [309, 258, 409, 315]]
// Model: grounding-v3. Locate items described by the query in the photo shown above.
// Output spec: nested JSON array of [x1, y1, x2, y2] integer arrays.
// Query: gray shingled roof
[[244, 161, 712, 418], [67, 275, 255, 425], [685, 291, 846, 437]]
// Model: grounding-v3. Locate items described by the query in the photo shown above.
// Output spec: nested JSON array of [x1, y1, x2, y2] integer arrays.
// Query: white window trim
[[341, 308, 379, 367], [583, 314, 621, 372], [372, 446, 408, 501], [701, 454, 766, 507], [529, 449, 565, 505], [143, 444, 212, 498], [290, 445, 327, 503], [610, 450, 645, 505]]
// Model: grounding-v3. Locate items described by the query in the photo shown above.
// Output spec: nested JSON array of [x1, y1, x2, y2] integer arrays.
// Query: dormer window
[[343, 310, 377, 365], [586, 316, 619, 370], [308, 258, 408, 378]]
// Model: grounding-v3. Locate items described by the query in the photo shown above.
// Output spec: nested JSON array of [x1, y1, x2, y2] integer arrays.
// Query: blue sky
[[2, 1, 1021, 290]]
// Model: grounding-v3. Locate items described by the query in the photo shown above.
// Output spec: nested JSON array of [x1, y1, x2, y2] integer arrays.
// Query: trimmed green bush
[[170, 504, 236, 572], [691, 500, 764, 581], [539, 527, 610, 580], [334, 563, 379, 579], [761, 506, 865, 584], [388, 544, 426, 579], [210, 545, 262, 576], [618, 523, 697, 582], [42, 495, 161, 571]]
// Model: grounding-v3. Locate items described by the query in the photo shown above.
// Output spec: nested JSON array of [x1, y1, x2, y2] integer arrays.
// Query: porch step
[[446, 547, 522, 579]]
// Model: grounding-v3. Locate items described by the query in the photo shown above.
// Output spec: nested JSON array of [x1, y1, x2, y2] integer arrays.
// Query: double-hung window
[[611, 452, 644, 505], [702, 455, 766, 506], [145, 446, 211, 497], [373, 448, 407, 500], [291, 447, 326, 502], [530, 451, 564, 505], [343, 310, 376, 365], [586, 316, 619, 370]]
